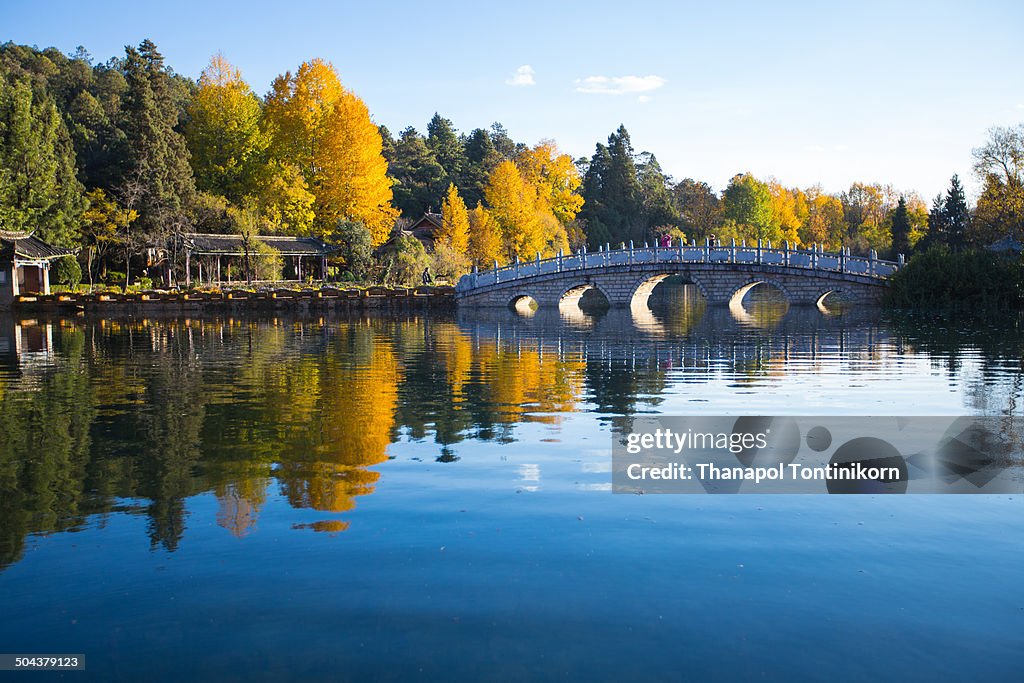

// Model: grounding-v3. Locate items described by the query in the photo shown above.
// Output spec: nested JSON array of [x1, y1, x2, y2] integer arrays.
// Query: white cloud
[[805, 144, 849, 153], [637, 95, 652, 104], [575, 74, 667, 95], [505, 65, 535, 87], [1016, 103, 1024, 109]]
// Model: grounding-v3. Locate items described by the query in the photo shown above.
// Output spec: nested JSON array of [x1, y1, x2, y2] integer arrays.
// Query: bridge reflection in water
[[461, 285, 889, 380], [1, 303, 1020, 568]]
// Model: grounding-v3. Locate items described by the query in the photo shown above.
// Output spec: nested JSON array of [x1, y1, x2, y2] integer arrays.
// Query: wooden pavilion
[[178, 233, 340, 284], [1, 230, 76, 309]]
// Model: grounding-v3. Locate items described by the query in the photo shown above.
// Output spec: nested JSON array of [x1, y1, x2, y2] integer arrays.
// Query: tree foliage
[[890, 196, 912, 258], [382, 235, 431, 286], [185, 54, 268, 203], [971, 125, 1024, 245], [887, 245, 1023, 308], [722, 174, 772, 240], [485, 160, 544, 260], [438, 183, 469, 254], [119, 40, 196, 237], [264, 59, 396, 244], [468, 202, 502, 267], [333, 219, 373, 281], [386, 127, 446, 217], [0, 69, 84, 244]]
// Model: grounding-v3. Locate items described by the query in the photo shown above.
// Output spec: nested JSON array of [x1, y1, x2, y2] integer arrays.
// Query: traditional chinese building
[[0, 230, 76, 309], [379, 213, 444, 254], [408, 212, 444, 251], [178, 233, 340, 284]]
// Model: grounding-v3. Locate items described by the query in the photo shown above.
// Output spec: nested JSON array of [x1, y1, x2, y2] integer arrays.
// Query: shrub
[[106, 271, 126, 288], [431, 241, 471, 283], [886, 246, 1024, 309], [55, 256, 82, 290], [381, 236, 431, 287], [333, 219, 374, 281]]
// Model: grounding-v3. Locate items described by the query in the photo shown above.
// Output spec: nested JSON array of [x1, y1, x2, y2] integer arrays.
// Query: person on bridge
[[659, 233, 671, 248], [422, 266, 433, 286]]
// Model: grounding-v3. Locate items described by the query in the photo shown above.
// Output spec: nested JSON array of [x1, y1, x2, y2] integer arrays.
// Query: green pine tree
[[426, 113, 466, 186], [118, 40, 196, 234], [891, 195, 912, 257], [388, 127, 446, 217], [0, 71, 84, 246]]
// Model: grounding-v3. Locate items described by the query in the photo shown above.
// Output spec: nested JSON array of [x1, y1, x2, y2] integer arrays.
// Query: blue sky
[[4, 0, 1022, 200]]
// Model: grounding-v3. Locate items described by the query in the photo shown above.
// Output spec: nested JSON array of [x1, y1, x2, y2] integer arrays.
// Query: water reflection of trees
[[887, 312, 1024, 416], [1, 307, 1022, 567]]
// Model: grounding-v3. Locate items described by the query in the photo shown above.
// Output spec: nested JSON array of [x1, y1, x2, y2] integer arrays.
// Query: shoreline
[[5, 285, 457, 315]]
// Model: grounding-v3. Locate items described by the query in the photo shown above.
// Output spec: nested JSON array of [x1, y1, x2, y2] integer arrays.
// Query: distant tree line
[[1, 40, 1022, 288]]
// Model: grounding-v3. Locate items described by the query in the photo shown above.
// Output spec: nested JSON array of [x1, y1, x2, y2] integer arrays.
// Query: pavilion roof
[[0, 233, 76, 261], [181, 233, 340, 256]]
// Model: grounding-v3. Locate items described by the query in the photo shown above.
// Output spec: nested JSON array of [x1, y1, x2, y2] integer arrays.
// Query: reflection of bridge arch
[[815, 288, 847, 309], [559, 282, 613, 310], [630, 273, 710, 310], [456, 306, 890, 369], [728, 278, 792, 307], [508, 293, 538, 315], [728, 296, 789, 331]]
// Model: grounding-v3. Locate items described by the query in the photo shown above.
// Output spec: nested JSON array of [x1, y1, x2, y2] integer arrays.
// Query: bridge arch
[[815, 287, 857, 314], [816, 288, 840, 308], [728, 278, 793, 307], [629, 273, 710, 310], [558, 282, 612, 311], [508, 293, 538, 315]]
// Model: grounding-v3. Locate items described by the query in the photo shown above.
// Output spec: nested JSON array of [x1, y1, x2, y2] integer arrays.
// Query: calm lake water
[[1, 286, 1022, 681]]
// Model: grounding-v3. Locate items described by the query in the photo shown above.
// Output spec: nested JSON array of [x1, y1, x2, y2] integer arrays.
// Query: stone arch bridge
[[455, 242, 902, 309]]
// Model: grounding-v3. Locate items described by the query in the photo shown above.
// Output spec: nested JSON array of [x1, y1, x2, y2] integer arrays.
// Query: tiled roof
[[181, 233, 340, 256], [410, 213, 443, 234], [0, 235, 76, 261]]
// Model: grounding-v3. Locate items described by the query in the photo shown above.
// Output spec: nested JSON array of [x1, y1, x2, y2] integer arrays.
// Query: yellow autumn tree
[[256, 161, 316, 235], [801, 187, 846, 248], [318, 91, 398, 244], [438, 183, 470, 254], [517, 140, 584, 224], [185, 54, 269, 203], [484, 160, 545, 260], [264, 58, 397, 244], [264, 59, 342, 175], [468, 202, 503, 267], [767, 180, 806, 246]]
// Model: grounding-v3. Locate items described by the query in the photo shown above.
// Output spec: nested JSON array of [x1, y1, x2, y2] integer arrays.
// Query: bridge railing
[[457, 240, 902, 292]]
